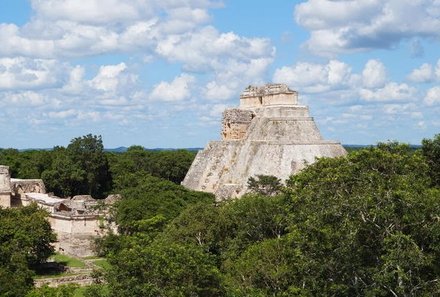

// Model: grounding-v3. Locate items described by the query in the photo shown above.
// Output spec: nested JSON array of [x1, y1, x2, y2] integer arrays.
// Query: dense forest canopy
[[1, 133, 440, 296], [0, 134, 196, 198]]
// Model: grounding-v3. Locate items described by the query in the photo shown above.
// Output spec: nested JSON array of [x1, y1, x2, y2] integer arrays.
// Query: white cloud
[[204, 81, 237, 101], [0, 24, 56, 58], [31, 0, 145, 25], [155, 26, 274, 73], [362, 59, 386, 88], [90, 63, 130, 92], [0, 91, 47, 107], [407, 63, 434, 83], [30, 0, 216, 26], [436, 60, 440, 80], [295, 0, 440, 55], [360, 82, 416, 102], [0, 57, 64, 90], [273, 59, 354, 93], [47, 109, 77, 119], [383, 103, 418, 115], [0, 0, 274, 107], [150, 74, 195, 102], [62, 65, 85, 94], [424, 86, 440, 106]]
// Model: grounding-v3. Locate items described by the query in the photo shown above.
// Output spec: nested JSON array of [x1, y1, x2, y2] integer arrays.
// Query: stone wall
[[49, 214, 104, 257], [239, 84, 298, 108], [0, 166, 11, 207], [221, 109, 254, 140]]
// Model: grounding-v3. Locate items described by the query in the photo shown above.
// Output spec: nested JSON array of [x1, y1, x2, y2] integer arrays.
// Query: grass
[[51, 253, 86, 268], [34, 253, 87, 278], [93, 258, 111, 270]]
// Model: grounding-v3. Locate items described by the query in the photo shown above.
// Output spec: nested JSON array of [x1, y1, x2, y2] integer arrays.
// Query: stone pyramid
[[182, 83, 346, 200]]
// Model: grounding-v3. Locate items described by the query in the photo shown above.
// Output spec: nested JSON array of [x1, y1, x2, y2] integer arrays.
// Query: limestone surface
[[182, 83, 347, 200]]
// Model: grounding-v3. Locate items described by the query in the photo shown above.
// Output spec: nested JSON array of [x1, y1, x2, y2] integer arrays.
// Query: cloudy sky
[[0, 0, 439, 148]]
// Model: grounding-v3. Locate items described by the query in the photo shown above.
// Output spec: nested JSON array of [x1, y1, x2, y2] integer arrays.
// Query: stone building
[[182, 83, 347, 200], [0, 167, 117, 257]]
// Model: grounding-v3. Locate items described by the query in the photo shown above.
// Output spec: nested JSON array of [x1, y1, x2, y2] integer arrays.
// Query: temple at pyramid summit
[[182, 83, 347, 200]]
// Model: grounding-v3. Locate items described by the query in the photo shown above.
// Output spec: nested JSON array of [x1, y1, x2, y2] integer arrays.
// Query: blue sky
[[0, 0, 439, 148]]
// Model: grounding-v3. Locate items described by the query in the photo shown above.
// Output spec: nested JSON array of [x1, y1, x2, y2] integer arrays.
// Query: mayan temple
[[182, 83, 347, 200]]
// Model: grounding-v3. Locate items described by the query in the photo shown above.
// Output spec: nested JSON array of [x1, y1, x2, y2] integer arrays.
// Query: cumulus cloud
[[273, 59, 354, 93], [0, 57, 64, 90], [407, 63, 434, 83], [0, 0, 218, 59], [0, 0, 274, 107], [155, 26, 274, 72], [62, 65, 85, 94], [90, 63, 132, 92], [294, 0, 440, 55], [362, 59, 386, 89], [150, 74, 195, 102], [360, 82, 416, 102], [425, 86, 440, 106], [0, 90, 52, 107]]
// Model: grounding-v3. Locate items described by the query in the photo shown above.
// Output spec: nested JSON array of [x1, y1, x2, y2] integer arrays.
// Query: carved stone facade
[[182, 83, 347, 200], [222, 109, 254, 140]]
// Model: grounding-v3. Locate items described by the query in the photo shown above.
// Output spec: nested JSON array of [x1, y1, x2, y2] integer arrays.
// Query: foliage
[[108, 146, 196, 189], [41, 146, 85, 197], [66, 134, 112, 198], [225, 237, 307, 297], [0, 136, 195, 198], [0, 204, 56, 297], [0, 149, 52, 179], [421, 133, 440, 187], [82, 284, 110, 297], [106, 240, 224, 297], [26, 284, 79, 297], [281, 142, 440, 296], [247, 174, 283, 196], [114, 172, 214, 235]]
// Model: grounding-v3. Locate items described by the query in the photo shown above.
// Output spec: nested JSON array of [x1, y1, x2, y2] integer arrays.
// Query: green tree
[[0, 204, 56, 297], [114, 172, 214, 235], [422, 133, 440, 187], [17, 150, 52, 179], [225, 237, 307, 297], [106, 241, 224, 297], [26, 284, 79, 297], [108, 146, 196, 189], [67, 134, 112, 198], [282, 142, 440, 296], [42, 147, 85, 197], [0, 148, 21, 177], [247, 175, 282, 196], [150, 150, 196, 184]]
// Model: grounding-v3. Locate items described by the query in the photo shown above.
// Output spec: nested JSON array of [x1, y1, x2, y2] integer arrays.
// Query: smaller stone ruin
[[0, 166, 120, 257]]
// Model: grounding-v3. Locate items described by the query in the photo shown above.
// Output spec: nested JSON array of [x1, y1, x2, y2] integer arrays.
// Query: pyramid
[[182, 84, 347, 200]]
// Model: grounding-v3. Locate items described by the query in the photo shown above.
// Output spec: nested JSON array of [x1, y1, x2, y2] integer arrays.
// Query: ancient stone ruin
[[0, 166, 118, 257], [182, 83, 347, 200]]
